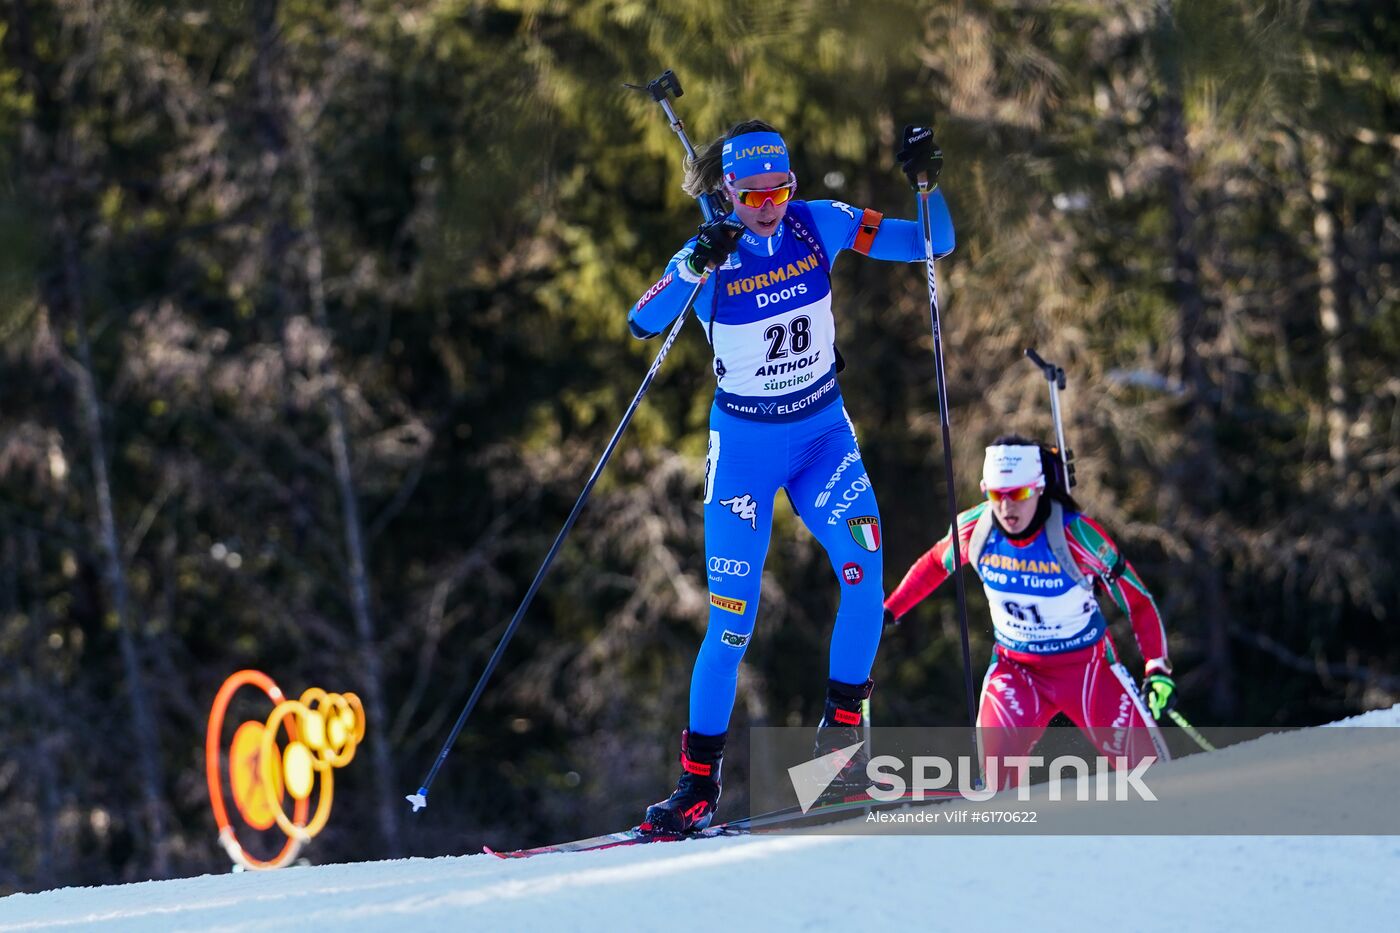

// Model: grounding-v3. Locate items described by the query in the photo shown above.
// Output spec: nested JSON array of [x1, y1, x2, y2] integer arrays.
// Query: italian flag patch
[[847, 516, 881, 552]]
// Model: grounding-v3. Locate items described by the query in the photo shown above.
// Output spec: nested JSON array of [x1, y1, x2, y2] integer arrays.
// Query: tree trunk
[[1160, 81, 1236, 717], [257, 0, 401, 852], [298, 146, 402, 853], [58, 222, 171, 877], [21, 530, 61, 890], [1304, 130, 1350, 474]]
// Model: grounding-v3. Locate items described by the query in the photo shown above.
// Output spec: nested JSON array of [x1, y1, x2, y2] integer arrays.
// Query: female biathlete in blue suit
[[629, 121, 955, 832]]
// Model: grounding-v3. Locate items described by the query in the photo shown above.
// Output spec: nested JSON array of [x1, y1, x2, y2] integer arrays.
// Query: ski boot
[[641, 729, 725, 834], [812, 678, 874, 806]]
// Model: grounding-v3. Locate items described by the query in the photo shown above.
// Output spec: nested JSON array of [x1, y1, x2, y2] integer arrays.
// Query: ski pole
[[1024, 349, 1211, 756], [624, 70, 725, 221], [1024, 348, 1075, 489], [1168, 709, 1216, 751], [407, 274, 710, 811], [407, 69, 714, 812], [915, 169, 981, 788]]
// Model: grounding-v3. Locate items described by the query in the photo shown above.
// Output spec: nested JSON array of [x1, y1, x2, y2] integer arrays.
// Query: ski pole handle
[[626, 69, 722, 220], [1024, 347, 1065, 389], [1024, 347, 1075, 488]]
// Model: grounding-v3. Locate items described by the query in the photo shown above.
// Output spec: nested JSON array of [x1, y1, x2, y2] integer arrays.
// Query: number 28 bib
[[707, 202, 841, 422]]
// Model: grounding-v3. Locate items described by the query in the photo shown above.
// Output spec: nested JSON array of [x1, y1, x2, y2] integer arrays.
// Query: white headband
[[982, 445, 1045, 490]]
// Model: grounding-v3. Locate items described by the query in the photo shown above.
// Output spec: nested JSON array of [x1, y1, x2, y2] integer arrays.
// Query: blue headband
[[721, 131, 790, 183]]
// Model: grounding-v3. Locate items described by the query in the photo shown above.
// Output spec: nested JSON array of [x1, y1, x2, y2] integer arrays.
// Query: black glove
[[685, 216, 746, 275], [897, 123, 944, 190], [882, 608, 899, 628]]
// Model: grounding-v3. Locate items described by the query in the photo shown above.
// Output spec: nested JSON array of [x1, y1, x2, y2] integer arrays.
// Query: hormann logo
[[726, 256, 821, 296], [710, 594, 747, 615], [980, 554, 1063, 574], [735, 143, 786, 160]]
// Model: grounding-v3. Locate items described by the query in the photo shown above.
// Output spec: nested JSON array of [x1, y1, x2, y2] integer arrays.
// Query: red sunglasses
[[984, 484, 1039, 503], [730, 174, 797, 209]]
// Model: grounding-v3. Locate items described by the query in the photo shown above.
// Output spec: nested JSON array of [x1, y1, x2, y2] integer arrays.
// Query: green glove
[[1141, 673, 1177, 722]]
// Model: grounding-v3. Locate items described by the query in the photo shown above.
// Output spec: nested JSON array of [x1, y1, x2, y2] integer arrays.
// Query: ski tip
[[482, 845, 504, 858], [405, 791, 428, 812]]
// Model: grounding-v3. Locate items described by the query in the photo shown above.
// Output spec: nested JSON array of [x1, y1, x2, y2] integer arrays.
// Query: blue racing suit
[[628, 193, 955, 734]]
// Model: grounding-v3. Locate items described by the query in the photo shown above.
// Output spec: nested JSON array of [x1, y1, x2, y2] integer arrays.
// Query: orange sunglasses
[[731, 174, 797, 209]]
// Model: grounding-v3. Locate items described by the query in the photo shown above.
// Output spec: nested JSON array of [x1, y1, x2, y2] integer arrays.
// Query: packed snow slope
[[3, 706, 1398, 933]]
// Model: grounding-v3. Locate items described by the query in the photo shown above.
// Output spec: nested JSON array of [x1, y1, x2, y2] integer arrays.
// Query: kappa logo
[[847, 516, 881, 552], [719, 494, 759, 529], [710, 594, 747, 615], [709, 557, 751, 577], [721, 630, 749, 648], [704, 430, 720, 505], [831, 201, 857, 220], [842, 562, 864, 585]]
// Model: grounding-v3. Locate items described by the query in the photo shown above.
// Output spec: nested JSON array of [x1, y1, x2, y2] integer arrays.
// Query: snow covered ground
[[3, 707, 1398, 933]]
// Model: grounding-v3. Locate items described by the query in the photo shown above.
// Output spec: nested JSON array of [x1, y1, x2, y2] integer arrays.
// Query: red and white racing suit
[[886, 500, 1172, 787]]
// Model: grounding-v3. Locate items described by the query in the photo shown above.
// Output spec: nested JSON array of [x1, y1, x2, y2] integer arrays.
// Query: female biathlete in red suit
[[885, 435, 1178, 787]]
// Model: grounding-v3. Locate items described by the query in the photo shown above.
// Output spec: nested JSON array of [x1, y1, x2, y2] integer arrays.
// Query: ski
[[484, 789, 960, 858], [483, 823, 741, 859]]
